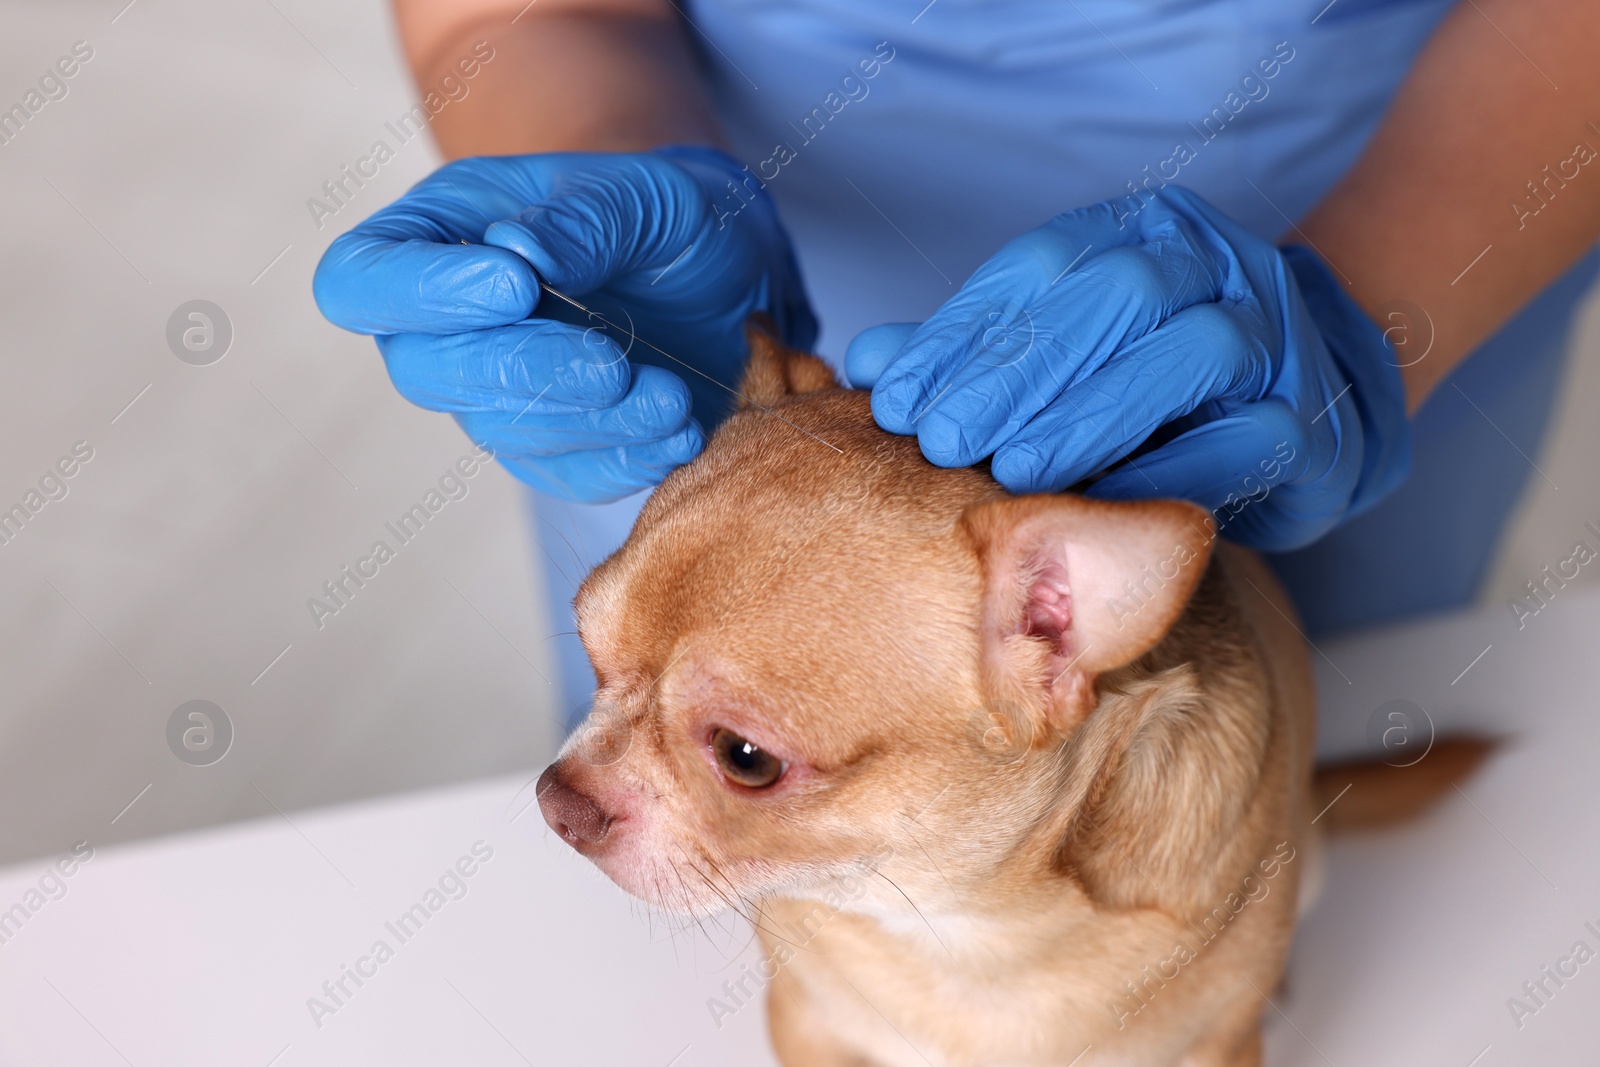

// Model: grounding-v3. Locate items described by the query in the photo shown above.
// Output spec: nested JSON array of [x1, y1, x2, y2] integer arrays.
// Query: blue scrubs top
[[534, 0, 1599, 724]]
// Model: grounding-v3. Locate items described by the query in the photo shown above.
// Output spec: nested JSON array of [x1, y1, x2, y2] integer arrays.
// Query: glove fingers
[[313, 237, 540, 336], [991, 304, 1269, 492], [845, 322, 920, 387], [867, 204, 1142, 435], [378, 321, 632, 414], [1085, 400, 1330, 550], [497, 426, 705, 504], [455, 365, 694, 456], [874, 221, 1230, 465], [311, 157, 578, 334]]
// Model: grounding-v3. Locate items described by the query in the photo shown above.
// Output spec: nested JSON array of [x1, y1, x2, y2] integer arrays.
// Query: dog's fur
[[537, 324, 1467, 1065]]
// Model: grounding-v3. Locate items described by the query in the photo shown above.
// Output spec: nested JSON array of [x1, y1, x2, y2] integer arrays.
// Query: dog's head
[[537, 323, 1215, 919]]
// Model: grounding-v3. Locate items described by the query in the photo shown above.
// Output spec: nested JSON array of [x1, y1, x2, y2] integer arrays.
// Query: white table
[[3, 585, 1597, 1067]]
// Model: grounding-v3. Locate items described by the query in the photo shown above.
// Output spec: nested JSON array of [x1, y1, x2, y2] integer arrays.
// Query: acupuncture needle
[[455, 239, 842, 454]]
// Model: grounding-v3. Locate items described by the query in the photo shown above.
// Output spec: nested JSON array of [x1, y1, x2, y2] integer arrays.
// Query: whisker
[[691, 856, 794, 948], [894, 814, 971, 914], [873, 869, 954, 959]]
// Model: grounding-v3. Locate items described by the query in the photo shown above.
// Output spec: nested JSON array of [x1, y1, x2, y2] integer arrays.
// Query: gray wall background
[[0, 0, 1595, 867], [0, 0, 560, 866]]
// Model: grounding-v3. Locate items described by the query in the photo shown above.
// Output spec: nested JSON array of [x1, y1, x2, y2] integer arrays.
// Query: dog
[[537, 322, 1484, 1066]]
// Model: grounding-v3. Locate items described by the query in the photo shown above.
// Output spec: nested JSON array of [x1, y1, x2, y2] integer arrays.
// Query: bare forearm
[[1297, 0, 1600, 412], [392, 0, 722, 159]]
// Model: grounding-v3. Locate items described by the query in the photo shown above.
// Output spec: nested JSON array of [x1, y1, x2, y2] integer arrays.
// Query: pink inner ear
[[1022, 556, 1072, 649]]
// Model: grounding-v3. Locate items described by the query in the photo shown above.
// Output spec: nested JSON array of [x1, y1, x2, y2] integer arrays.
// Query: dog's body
[[537, 327, 1448, 1066]]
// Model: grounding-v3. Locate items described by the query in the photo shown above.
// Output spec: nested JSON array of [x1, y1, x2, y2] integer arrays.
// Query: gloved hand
[[313, 146, 816, 503], [845, 187, 1410, 552]]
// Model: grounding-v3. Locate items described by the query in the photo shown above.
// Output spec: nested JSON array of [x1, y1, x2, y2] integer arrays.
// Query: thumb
[[845, 322, 920, 387]]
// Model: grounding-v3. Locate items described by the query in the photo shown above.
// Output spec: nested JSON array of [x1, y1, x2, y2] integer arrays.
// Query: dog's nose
[[537, 763, 613, 848]]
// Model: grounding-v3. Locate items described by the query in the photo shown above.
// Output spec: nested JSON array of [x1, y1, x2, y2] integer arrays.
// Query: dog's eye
[[711, 728, 785, 789]]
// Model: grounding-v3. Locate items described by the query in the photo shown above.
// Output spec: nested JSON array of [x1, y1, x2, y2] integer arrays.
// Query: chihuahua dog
[[538, 323, 1477, 1066]]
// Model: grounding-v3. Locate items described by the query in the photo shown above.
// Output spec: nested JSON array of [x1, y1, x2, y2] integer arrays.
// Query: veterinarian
[[314, 0, 1600, 725]]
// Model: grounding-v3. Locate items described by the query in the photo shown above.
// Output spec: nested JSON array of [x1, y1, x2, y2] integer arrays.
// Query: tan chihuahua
[[538, 324, 1477, 1066]]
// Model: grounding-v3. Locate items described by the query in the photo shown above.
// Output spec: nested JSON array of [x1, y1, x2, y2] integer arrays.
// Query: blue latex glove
[[313, 146, 816, 503], [845, 187, 1410, 552]]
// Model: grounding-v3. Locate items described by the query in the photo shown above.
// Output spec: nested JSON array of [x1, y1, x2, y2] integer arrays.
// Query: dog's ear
[[739, 314, 838, 409], [959, 495, 1214, 735]]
